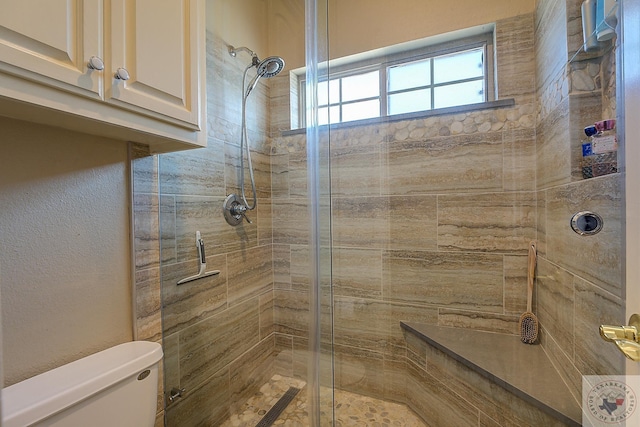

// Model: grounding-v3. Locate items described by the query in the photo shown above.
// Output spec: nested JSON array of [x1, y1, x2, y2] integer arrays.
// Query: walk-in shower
[[146, 0, 640, 425], [223, 45, 285, 226]]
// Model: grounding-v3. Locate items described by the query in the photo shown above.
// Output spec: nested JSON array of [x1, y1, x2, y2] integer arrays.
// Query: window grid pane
[[433, 47, 484, 85], [308, 43, 488, 126], [386, 46, 485, 116], [342, 71, 380, 102], [388, 88, 432, 115], [342, 99, 380, 122], [388, 59, 431, 92], [433, 79, 485, 109]]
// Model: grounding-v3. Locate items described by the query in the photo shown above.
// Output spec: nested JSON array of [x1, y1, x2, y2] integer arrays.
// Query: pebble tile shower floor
[[220, 375, 427, 427]]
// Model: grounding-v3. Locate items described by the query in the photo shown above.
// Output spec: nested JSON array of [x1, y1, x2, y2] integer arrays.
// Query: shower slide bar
[[177, 231, 220, 285]]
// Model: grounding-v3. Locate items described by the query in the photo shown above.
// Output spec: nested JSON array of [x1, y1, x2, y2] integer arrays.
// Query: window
[[302, 31, 495, 127]]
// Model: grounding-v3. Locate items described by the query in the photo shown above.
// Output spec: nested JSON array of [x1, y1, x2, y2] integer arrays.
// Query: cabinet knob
[[114, 68, 130, 81], [87, 56, 105, 71]]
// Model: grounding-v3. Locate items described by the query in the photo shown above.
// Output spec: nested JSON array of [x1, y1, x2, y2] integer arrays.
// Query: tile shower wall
[[129, 3, 627, 427], [271, 13, 539, 403], [534, 0, 624, 403], [132, 30, 275, 426]]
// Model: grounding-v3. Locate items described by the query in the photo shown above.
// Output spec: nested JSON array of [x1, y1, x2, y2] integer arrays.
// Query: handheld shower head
[[256, 56, 285, 78], [244, 56, 286, 98]]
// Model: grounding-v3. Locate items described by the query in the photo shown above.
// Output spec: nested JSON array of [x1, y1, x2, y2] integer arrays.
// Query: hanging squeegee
[[177, 231, 220, 285]]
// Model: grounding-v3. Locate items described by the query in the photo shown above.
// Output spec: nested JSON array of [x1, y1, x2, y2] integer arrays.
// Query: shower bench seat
[[401, 322, 581, 427]]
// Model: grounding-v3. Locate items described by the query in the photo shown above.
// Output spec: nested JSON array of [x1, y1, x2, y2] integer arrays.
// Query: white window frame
[[299, 32, 495, 127]]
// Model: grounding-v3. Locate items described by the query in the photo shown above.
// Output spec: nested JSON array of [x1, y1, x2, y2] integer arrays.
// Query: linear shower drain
[[255, 386, 301, 427]]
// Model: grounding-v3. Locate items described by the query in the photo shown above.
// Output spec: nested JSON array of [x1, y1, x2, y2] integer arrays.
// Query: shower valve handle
[[231, 202, 252, 224]]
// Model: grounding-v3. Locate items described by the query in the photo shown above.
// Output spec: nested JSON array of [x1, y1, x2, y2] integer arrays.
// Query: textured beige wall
[[268, 0, 535, 68], [207, 0, 269, 60], [0, 117, 133, 386]]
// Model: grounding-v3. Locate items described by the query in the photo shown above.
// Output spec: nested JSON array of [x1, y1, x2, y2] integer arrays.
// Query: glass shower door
[[317, 0, 637, 425]]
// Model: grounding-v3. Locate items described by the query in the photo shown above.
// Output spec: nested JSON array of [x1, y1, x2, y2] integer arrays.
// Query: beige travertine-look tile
[[406, 360, 480, 426], [538, 327, 583, 403], [272, 198, 310, 245], [383, 132, 504, 195], [535, 0, 568, 94], [573, 276, 625, 375], [228, 337, 275, 415], [438, 192, 537, 253], [135, 266, 162, 342], [537, 90, 572, 190], [536, 258, 575, 357], [437, 309, 520, 335], [163, 333, 180, 392], [273, 244, 292, 289], [332, 196, 390, 248], [420, 337, 570, 426], [334, 343, 386, 398], [274, 289, 310, 337], [331, 144, 382, 197], [544, 174, 622, 297], [133, 193, 160, 270], [160, 253, 228, 337], [388, 195, 438, 251], [496, 13, 536, 101], [289, 244, 311, 291], [179, 299, 261, 391], [503, 254, 529, 314], [333, 297, 390, 353], [159, 145, 225, 197], [503, 127, 536, 192], [259, 291, 275, 339], [226, 245, 273, 307], [332, 247, 383, 298], [383, 250, 504, 311], [165, 366, 230, 426]]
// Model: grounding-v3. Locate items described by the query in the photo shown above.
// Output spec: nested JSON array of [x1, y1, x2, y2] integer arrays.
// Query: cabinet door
[[107, 0, 202, 129], [0, 0, 102, 97]]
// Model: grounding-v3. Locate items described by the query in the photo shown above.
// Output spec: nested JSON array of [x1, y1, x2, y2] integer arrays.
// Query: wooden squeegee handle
[[527, 241, 537, 312]]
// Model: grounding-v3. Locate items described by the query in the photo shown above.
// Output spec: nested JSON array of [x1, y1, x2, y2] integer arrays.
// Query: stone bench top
[[401, 322, 582, 427]]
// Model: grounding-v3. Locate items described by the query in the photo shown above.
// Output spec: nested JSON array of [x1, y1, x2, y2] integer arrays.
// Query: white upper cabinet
[[107, 0, 200, 128], [0, 0, 206, 152], [0, 0, 102, 97]]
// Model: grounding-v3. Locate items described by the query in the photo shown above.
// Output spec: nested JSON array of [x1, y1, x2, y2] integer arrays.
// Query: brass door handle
[[600, 314, 640, 361]]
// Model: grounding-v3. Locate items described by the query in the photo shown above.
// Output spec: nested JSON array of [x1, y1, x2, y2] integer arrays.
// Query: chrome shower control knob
[[230, 202, 252, 224], [114, 67, 130, 81], [223, 194, 252, 226], [87, 56, 105, 71]]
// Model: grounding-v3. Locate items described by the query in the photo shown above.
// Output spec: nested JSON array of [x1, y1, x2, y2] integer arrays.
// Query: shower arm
[[228, 45, 256, 59]]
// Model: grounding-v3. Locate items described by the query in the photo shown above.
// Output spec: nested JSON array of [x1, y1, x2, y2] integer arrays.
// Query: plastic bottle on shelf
[[581, 119, 617, 179]]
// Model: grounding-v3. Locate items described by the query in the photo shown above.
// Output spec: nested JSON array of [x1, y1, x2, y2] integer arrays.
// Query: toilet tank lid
[[2, 341, 163, 427]]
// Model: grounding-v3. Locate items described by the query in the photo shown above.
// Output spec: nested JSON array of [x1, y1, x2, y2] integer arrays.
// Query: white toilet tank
[[2, 341, 163, 427]]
